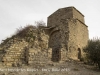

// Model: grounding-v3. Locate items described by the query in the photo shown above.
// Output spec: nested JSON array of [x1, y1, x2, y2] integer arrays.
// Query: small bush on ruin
[[84, 38, 100, 69], [16, 25, 37, 37], [16, 20, 46, 38], [15, 21, 46, 42], [35, 20, 46, 28], [15, 25, 37, 43]]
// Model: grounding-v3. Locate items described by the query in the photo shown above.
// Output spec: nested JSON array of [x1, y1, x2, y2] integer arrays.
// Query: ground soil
[[0, 60, 100, 75]]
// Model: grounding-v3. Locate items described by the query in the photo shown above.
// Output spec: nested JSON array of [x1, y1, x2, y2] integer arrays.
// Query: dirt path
[[0, 61, 100, 75]]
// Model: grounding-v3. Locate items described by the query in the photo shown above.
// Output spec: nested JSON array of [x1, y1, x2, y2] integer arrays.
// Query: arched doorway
[[52, 48, 61, 62], [49, 31, 61, 62], [78, 48, 81, 60]]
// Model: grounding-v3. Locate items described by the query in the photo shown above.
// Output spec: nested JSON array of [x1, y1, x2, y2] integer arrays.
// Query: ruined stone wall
[[47, 7, 84, 27], [2, 39, 28, 66], [76, 20, 89, 58], [27, 31, 49, 65], [0, 6, 89, 65], [72, 7, 85, 23], [47, 7, 73, 27], [47, 17, 69, 61], [47, 6, 89, 61], [28, 47, 49, 65], [0, 27, 49, 66], [67, 19, 78, 59], [67, 19, 88, 59], [76, 20, 88, 48]]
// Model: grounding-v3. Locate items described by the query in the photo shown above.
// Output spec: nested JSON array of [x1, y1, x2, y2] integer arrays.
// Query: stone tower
[[47, 6, 89, 62]]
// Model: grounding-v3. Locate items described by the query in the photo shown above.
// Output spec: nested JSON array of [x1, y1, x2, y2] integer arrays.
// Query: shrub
[[84, 38, 100, 69], [16, 20, 46, 38], [16, 25, 37, 38], [35, 20, 46, 28]]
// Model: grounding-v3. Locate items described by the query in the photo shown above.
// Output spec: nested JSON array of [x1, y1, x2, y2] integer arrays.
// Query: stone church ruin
[[0, 6, 89, 66], [47, 6, 89, 61]]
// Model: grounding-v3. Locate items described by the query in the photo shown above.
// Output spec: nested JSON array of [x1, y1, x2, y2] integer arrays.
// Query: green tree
[[84, 38, 100, 69]]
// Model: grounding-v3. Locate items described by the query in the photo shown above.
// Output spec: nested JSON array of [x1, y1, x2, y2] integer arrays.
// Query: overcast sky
[[0, 0, 100, 43]]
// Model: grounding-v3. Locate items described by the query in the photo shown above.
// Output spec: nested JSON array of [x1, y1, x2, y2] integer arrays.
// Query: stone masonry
[[2, 39, 28, 66], [0, 26, 49, 66], [47, 6, 89, 61], [0, 6, 89, 66]]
